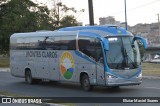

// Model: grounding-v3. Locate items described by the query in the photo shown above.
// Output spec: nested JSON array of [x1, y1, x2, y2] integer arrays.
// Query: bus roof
[[10, 31, 79, 38], [10, 25, 133, 39], [10, 30, 105, 40], [58, 25, 133, 37]]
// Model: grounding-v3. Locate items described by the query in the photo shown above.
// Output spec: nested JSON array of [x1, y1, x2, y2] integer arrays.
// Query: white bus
[[10, 25, 147, 91]]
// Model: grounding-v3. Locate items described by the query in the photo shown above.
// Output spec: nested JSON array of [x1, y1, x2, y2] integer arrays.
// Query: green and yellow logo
[[60, 52, 74, 80]]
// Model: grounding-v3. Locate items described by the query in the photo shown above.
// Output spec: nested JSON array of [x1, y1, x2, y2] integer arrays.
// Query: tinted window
[[45, 36, 76, 50], [10, 37, 44, 50], [16, 37, 30, 50], [12, 35, 76, 50], [10, 38, 17, 50], [31, 37, 44, 50], [78, 37, 96, 60]]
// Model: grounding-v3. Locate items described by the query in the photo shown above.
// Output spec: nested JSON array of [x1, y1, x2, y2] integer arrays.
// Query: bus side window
[[38, 37, 47, 50], [45, 37, 61, 50], [60, 36, 76, 50], [45, 36, 76, 50], [16, 37, 30, 50], [10, 38, 17, 50], [78, 37, 96, 60], [45, 37, 55, 50], [30, 37, 44, 50]]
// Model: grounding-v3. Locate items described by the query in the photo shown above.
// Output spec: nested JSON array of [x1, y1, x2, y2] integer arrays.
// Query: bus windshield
[[106, 36, 141, 69]]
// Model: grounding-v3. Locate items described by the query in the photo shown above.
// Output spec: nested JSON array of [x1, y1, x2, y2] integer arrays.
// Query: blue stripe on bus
[[74, 51, 97, 64], [78, 31, 101, 38], [74, 50, 141, 80], [59, 26, 130, 35]]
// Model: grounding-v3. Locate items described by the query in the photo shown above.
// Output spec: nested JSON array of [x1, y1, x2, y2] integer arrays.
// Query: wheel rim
[[26, 71, 32, 83], [83, 78, 89, 89]]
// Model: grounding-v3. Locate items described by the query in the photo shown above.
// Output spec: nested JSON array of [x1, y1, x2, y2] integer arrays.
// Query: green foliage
[[50, 0, 83, 29], [0, 0, 54, 51], [137, 40, 145, 58], [0, 0, 82, 52], [0, 0, 9, 4], [140, 45, 145, 58], [0, 56, 9, 67], [60, 15, 78, 28]]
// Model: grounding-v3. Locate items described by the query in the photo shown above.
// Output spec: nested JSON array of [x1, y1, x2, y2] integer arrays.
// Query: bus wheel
[[25, 70, 33, 84], [81, 74, 93, 91], [112, 86, 120, 89]]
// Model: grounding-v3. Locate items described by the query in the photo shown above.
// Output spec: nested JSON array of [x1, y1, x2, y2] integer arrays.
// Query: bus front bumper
[[106, 74, 142, 86]]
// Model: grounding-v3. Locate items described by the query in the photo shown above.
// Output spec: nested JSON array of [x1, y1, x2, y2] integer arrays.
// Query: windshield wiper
[[123, 48, 138, 68], [121, 46, 128, 68], [121, 44, 138, 69]]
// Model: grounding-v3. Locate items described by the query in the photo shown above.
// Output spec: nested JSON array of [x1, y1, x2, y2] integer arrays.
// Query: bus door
[[78, 36, 100, 85], [95, 40, 106, 86], [78, 37, 105, 85]]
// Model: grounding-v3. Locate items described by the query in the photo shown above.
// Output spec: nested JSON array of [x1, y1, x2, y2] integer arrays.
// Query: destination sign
[[26, 51, 57, 58]]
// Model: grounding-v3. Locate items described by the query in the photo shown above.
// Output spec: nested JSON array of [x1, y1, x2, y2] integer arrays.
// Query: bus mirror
[[133, 36, 148, 49], [101, 38, 109, 51]]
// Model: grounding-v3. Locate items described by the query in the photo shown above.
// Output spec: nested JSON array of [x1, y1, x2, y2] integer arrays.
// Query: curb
[[143, 76, 160, 79], [0, 68, 10, 72]]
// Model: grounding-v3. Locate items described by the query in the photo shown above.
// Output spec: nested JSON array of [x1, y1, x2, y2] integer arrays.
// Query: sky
[[36, 0, 160, 26]]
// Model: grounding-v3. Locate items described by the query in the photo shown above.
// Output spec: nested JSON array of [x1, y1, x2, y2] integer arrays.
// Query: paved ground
[[0, 68, 10, 72], [0, 69, 160, 106], [1, 68, 160, 79], [0, 104, 40, 106]]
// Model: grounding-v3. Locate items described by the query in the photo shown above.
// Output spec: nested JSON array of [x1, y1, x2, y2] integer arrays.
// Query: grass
[[0, 56, 10, 67], [0, 90, 25, 97], [142, 63, 160, 76]]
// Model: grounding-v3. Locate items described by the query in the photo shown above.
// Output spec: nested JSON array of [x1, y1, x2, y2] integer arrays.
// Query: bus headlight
[[137, 73, 142, 78], [107, 74, 117, 79]]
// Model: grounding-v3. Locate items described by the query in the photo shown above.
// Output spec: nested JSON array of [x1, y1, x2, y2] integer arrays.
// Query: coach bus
[[10, 25, 147, 91]]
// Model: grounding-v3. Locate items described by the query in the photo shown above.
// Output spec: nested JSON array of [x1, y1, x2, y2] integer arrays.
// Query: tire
[[25, 70, 40, 84], [81, 74, 93, 91], [106, 86, 120, 90], [49, 80, 58, 83], [25, 70, 33, 84], [111, 86, 120, 89]]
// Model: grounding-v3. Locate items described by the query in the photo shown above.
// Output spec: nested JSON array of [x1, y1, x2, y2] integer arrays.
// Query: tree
[[60, 15, 78, 28], [137, 40, 145, 59], [0, 0, 84, 52], [139, 44, 145, 59], [49, 0, 84, 29], [0, 0, 8, 4], [0, 0, 53, 52]]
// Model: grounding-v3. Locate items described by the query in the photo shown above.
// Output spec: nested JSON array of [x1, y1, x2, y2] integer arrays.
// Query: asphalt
[[143, 75, 160, 79], [0, 68, 160, 106]]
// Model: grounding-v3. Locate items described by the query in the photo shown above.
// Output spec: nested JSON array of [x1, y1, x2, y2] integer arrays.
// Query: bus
[[10, 25, 147, 91]]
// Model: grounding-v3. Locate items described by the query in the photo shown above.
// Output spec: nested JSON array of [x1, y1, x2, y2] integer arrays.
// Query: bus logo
[[60, 52, 74, 80]]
